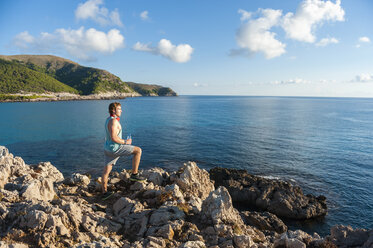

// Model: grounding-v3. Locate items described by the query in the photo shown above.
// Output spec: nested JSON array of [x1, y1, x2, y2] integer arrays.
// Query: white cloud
[[359, 37, 370, 43], [140, 11, 149, 21], [353, 73, 373, 83], [193, 82, 208, 87], [13, 27, 125, 61], [133, 39, 194, 63], [319, 79, 336, 83], [356, 36, 370, 48], [316, 37, 339, 46], [271, 78, 310, 84], [75, 0, 123, 27], [235, 9, 286, 59], [238, 9, 251, 21], [234, 0, 345, 59], [281, 0, 345, 43], [133, 42, 153, 52], [13, 31, 35, 49]]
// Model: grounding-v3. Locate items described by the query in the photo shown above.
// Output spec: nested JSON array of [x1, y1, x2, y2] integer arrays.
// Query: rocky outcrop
[[210, 167, 327, 220], [240, 211, 287, 234], [326, 225, 373, 248], [0, 146, 371, 248]]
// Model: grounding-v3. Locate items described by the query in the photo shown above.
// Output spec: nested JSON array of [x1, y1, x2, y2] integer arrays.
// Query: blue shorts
[[104, 145, 135, 166]]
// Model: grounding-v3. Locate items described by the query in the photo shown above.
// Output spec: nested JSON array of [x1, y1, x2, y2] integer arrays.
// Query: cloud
[[282, 0, 345, 43], [353, 73, 373, 83], [75, 0, 123, 27], [140, 11, 149, 21], [133, 39, 194, 63], [193, 82, 208, 87], [234, 1, 345, 59], [13, 27, 125, 61], [13, 31, 35, 49], [359, 37, 370, 43], [316, 37, 339, 46], [319, 79, 336, 83], [271, 78, 310, 84], [235, 9, 286, 59], [356, 36, 370, 48], [238, 9, 251, 21]]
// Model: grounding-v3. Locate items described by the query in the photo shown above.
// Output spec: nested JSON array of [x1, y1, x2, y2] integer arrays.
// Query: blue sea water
[[1, 96, 372, 236]]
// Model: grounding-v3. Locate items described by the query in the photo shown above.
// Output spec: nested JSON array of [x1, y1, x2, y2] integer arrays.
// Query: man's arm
[[108, 119, 127, 144]]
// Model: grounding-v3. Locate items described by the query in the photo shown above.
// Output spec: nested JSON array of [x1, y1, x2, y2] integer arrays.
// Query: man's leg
[[131, 146, 142, 174], [101, 164, 113, 193]]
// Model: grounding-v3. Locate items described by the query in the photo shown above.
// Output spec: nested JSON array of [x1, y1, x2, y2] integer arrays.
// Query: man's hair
[[109, 102, 121, 115]]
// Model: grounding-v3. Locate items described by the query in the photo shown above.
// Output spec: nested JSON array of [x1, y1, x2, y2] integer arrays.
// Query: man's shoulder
[[108, 118, 119, 126]]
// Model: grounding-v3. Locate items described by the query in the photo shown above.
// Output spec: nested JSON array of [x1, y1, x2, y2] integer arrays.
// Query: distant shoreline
[[0, 92, 144, 103]]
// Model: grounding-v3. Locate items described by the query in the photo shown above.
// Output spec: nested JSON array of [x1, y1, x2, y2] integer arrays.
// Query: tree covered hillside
[[0, 55, 177, 96], [0, 59, 78, 94]]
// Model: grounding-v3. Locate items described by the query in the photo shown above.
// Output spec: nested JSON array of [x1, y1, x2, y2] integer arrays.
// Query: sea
[[1, 96, 372, 236]]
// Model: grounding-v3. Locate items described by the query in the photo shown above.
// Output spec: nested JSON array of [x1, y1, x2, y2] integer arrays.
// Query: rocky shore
[[0, 92, 142, 103], [1, 146, 372, 248]]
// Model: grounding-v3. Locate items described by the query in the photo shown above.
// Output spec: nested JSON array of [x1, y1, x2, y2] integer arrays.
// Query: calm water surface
[[1, 96, 372, 236]]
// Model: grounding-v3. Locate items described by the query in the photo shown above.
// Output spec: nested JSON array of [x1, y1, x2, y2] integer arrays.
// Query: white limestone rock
[[72, 173, 90, 186], [173, 161, 215, 200], [142, 167, 169, 186]]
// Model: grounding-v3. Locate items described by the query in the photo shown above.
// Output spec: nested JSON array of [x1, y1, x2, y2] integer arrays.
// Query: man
[[102, 102, 145, 199]]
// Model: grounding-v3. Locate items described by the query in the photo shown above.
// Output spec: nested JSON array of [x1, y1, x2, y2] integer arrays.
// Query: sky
[[1, 0, 373, 97]]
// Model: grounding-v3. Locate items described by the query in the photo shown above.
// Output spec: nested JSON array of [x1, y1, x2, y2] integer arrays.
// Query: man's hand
[[126, 138, 132, 145]]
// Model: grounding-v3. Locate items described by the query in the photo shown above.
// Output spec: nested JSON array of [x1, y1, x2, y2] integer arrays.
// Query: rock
[[122, 210, 152, 238], [157, 183, 186, 207], [0, 147, 29, 189], [149, 205, 185, 226], [21, 178, 56, 202], [130, 181, 148, 191], [288, 230, 313, 244], [31, 162, 64, 183], [273, 232, 308, 248], [109, 177, 121, 184], [113, 197, 136, 217], [288, 238, 306, 248], [72, 173, 90, 186], [173, 162, 215, 200], [45, 214, 70, 236], [0, 189, 19, 203], [142, 167, 168, 186], [201, 186, 244, 226], [81, 212, 122, 234], [210, 167, 327, 219], [20, 209, 49, 230], [146, 236, 166, 248], [219, 239, 234, 248], [156, 224, 174, 240], [62, 202, 83, 228], [180, 241, 206, 248], [233, 235, 254, 248], [0, 241, 29, 248], [329, 225, 370, 247], [72, 236, 123, 248], [240, 211, 287, 233]]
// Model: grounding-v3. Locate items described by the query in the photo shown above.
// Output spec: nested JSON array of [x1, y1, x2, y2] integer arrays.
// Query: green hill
[[0, 59, 78, 94], [126, 82, 177, 96], [0, 54, 177, 97]]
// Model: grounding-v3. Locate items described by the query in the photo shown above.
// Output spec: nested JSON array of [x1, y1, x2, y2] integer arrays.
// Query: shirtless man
[[102, 102, 145, 199]]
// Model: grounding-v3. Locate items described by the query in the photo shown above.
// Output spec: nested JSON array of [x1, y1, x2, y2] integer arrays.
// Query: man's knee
[[133, 147, 142, 155]]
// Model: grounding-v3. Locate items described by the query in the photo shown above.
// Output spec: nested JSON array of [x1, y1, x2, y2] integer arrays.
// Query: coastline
[[0, 92, 142, 103], [1, 146, 372, 248]]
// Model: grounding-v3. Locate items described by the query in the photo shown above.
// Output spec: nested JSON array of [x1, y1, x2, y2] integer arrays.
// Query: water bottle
[[126, 134, 132, 144]]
